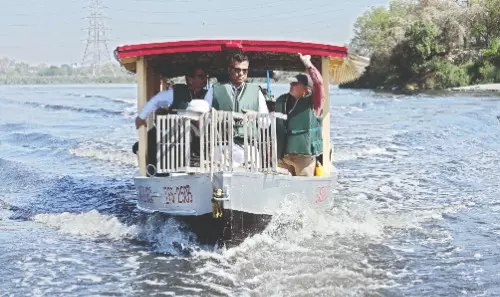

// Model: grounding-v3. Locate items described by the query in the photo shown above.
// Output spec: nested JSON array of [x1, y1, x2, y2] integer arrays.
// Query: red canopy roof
[[115, 39, 348, 77]]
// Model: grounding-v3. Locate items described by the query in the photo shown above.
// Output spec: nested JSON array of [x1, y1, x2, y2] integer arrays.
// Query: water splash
[[33, 210, 138, 240]]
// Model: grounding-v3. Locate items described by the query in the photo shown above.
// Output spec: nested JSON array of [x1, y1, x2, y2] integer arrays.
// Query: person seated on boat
[[132, 66, 207, 174], [204, 52, 268, 115], [131, 99, 209, 175], [203, 52, 269, 167], [275, 53, 325, 177], [134, 65, 208, 129]]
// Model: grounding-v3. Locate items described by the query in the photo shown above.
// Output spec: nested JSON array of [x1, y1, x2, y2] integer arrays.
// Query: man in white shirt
[[135, 66, 208, 129], [132, 66, 207, 174]]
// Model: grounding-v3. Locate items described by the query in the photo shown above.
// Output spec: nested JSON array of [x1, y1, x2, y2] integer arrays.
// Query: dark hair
[[215, 73, 230, 84], [185, 65, 205, 78], [228, 52, 249, 66]]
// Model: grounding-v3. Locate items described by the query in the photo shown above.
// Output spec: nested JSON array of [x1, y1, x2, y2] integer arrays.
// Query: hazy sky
[[2, 0, 388, 65]]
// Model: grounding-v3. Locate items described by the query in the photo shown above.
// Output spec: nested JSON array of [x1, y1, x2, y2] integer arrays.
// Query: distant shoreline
[[448, 83, 500, 93], [0, 75, 135, 85]]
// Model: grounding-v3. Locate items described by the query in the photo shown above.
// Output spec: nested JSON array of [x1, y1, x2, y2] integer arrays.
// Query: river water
[[0, 84, 499, 296]]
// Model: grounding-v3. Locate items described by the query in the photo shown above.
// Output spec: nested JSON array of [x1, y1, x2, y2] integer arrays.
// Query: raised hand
[[298, 53, 313, 68]]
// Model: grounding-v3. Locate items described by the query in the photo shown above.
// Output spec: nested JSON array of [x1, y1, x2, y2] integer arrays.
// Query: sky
[[2, 0, 388, 65]]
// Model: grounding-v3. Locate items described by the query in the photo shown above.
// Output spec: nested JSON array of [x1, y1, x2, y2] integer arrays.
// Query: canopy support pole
[[136, 57, 148, 176], [146, 69, 160, 128], [321, 57, 331, 176]]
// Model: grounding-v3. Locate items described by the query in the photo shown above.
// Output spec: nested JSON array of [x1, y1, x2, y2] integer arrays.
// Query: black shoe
[[132, 142, 138, 155]]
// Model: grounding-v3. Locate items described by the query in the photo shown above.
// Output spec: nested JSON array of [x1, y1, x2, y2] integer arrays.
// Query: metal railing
[[155, 114, 191, 173], [154, 110, 287, 175]]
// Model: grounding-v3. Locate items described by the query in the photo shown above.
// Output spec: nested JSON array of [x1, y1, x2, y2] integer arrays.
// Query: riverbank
[[449, 83, 500, 93]]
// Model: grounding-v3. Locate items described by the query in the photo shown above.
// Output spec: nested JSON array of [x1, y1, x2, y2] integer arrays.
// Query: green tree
[[344, 0, 500, 90], [406, 22, 443, 64], [482, 38, 499, 58], [349, 0, 419, 56], [469, 0, 500, 47], [387, 21, 444, 86], [350, 7, 393, 56]]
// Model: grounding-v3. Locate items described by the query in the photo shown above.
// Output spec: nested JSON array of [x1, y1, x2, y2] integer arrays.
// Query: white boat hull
[[134, 171, 336, 216]]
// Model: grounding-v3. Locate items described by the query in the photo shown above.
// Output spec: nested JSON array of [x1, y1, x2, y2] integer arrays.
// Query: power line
[[81, 0, 112, 76]]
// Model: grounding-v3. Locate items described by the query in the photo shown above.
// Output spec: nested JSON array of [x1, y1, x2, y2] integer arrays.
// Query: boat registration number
[[138, 185, 193, 204], [163, 185, 193, 204]]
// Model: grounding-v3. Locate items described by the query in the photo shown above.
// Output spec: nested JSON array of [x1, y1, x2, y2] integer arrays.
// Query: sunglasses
[[232, 67, 248, 74]]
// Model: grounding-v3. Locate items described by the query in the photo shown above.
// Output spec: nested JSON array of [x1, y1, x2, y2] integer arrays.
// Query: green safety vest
[[212, 83, 260, 139], [275, 93, 323, 158], [212, 83, 260, 112]]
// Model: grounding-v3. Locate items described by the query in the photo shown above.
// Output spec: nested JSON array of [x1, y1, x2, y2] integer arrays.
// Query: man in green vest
[[204, 52, 268, 114], [275, 53, 325, 176], [135, 65, 208, 129], [203, 52, 269, 166]]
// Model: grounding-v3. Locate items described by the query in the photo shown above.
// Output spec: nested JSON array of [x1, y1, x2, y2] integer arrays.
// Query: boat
[[114, 40, 361, 245]]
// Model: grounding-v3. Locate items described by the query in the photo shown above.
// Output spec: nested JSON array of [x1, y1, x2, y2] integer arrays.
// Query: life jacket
[[275, 93, 323, 157], [212, 83, 260, 139], [169, 84, 208, 110]]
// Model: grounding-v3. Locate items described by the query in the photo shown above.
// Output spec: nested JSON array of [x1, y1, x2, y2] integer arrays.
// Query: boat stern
[[133, 174, 213, 216]]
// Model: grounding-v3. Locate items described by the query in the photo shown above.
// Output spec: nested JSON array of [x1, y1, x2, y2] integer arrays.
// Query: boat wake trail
[[69, 141, 137, 167], [187, 194, 396, 296], [33, 210, 138, 240], [23, 101, 126, 117], [32, 210, 205, 256]]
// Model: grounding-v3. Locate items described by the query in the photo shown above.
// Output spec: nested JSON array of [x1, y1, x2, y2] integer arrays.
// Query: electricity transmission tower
[[81, 0, 111, 76]]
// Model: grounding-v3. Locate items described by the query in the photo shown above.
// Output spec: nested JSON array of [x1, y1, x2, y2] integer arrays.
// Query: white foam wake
[[136, 214, 199, 255], [33, 210, 138, 239], [69, 143, 137, 167], [112, 98, 136, 105], [334, 146, 389, 162], [190, 195, 390, 296]]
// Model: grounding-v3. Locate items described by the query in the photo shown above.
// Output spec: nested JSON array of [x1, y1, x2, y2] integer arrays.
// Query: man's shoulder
[[154, 88, 174, 98], [245, 83, 260, 91], [276, 93, 289, 102], [212, 82, 229, 90], [173, 83, 188, 90], [303, 93, 314, 102]]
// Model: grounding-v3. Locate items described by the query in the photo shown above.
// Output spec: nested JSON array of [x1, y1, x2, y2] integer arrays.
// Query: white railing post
[[185, 118, 191, 169], [156, 115, 162, 174], [199, 113, 206, 171], [228, 112, 233, 170], [271, 113, 278, 172], [321, 56, 332, 176]]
